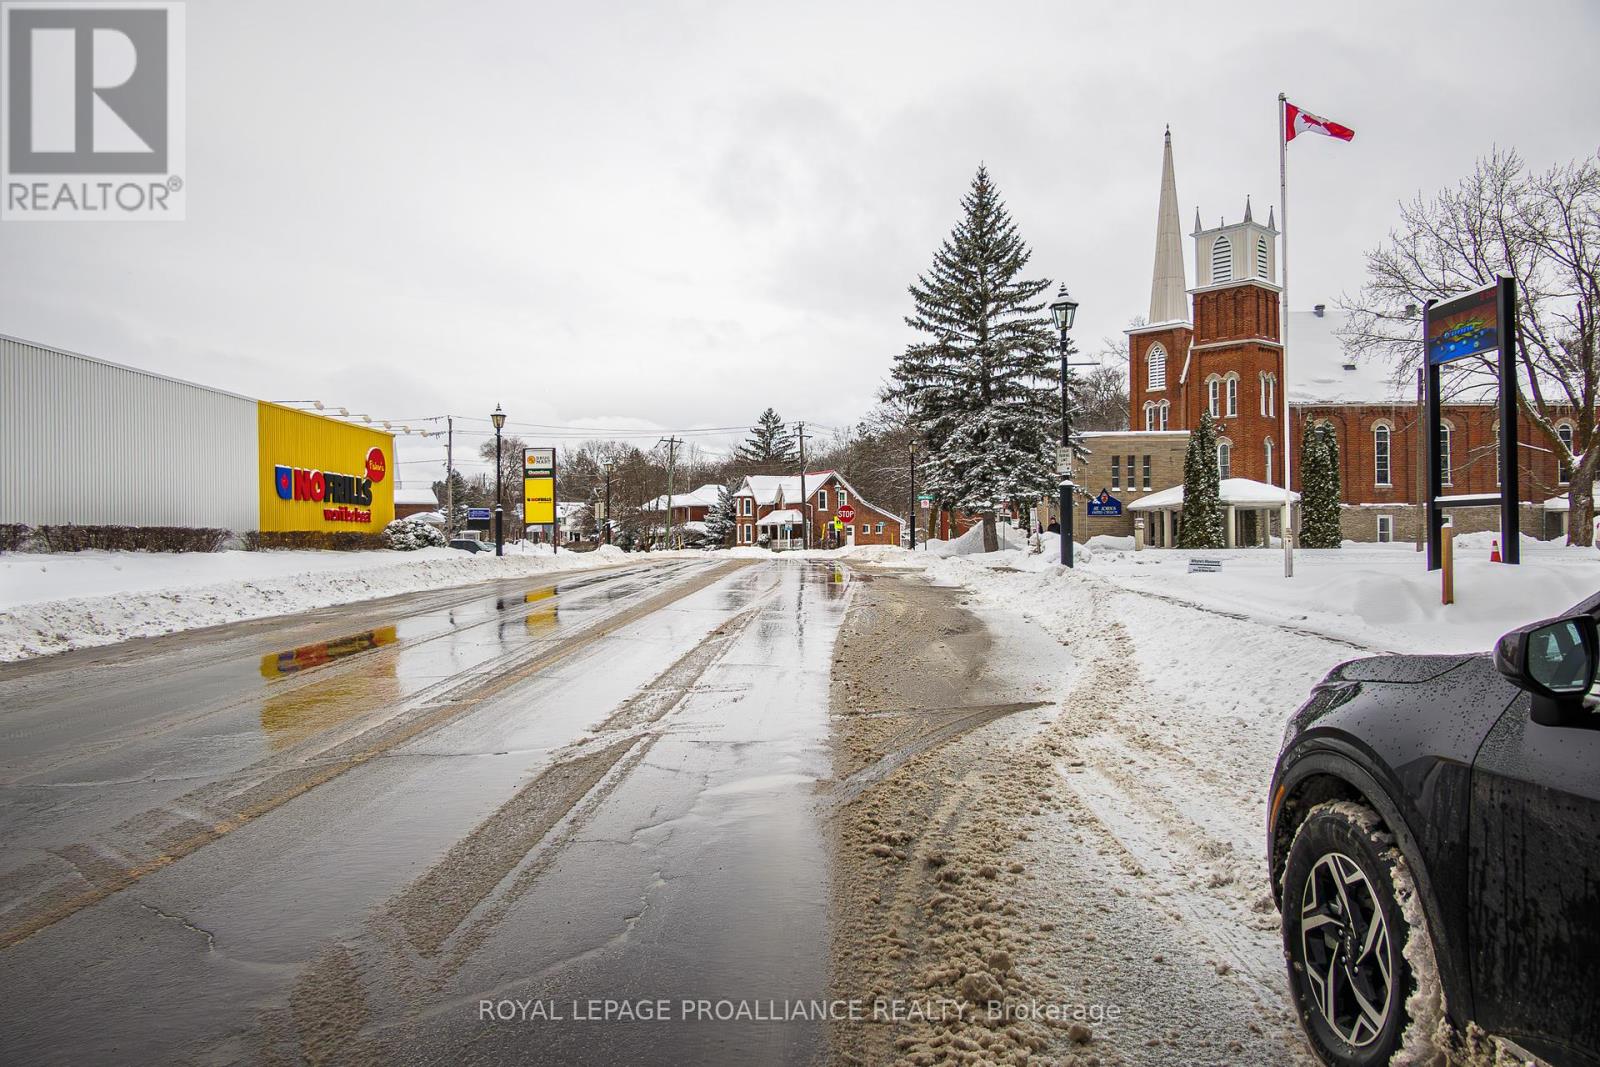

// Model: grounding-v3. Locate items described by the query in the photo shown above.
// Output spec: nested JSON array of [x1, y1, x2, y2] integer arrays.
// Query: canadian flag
[[1285, 101, 1354, 143]]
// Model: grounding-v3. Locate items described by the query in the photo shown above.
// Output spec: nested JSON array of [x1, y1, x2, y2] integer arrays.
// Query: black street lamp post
[[491, 403, 507, 557], [1049, 285, 1079, 567], [602, 461, 613, 546]]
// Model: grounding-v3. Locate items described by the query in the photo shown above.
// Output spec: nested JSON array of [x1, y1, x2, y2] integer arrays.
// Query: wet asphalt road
[[0, 557, 852, 1066]]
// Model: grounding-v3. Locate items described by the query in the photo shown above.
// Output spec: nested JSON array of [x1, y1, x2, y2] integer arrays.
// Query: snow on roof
[[734, 470, 905, 525], [1544, 495, 1570, 511], [394, 487, 438, 506], [1286, 309, 1408, 405], [644, 483, 724, 510], [734, 474, 802, 505], [756, 508, 805, 526], [1129, 477, 1301, 511]]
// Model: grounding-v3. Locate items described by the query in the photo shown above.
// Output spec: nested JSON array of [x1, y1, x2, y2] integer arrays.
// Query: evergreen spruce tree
[[736, 409, 798, 470], [1300, 421, 1344, 548], [704, 483, 738, 548], [887, 165, 1060, 552], [431, 470, 471, 533], [1178, 412, 1225, 549]]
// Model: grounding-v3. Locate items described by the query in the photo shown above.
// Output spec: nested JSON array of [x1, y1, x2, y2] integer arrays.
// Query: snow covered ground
[[837, 532, 1598, 1060], [0, 543, 633, 662], [918, 530, 1600, 655]]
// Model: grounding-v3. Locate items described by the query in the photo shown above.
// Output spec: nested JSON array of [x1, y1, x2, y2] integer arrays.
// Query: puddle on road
[[259, 626, 399, 677]]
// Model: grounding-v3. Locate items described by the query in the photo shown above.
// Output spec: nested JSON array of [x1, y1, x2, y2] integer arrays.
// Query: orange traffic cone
[[1490, 538, 1502, 563]]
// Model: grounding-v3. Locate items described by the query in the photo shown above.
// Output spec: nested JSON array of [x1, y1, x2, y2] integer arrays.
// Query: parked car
[[1269, 593, 1600, 1067], [448, 538, 490, 553]]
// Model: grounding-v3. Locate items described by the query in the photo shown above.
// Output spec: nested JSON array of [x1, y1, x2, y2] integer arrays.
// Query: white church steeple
[[1148, 127, 1189, 326]]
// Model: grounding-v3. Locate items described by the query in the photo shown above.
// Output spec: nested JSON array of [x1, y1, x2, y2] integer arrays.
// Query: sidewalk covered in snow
[[1129, 478, 1300, 548]]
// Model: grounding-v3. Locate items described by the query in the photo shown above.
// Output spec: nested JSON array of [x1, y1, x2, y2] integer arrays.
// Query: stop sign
[[837, 504, 856, 522]]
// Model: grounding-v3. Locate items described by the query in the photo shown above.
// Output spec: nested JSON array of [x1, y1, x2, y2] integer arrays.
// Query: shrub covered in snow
[[384, 518, 446, 551]]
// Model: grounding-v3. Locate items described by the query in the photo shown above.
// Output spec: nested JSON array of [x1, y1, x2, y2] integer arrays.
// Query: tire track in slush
[[266, 582, 778, 1063]]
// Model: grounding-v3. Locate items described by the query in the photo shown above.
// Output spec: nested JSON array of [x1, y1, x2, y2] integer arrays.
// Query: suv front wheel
[[1280, 800, 1444, 1066]]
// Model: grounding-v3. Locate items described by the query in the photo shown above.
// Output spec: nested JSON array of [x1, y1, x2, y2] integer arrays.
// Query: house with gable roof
[[732, 470, 903, 549]]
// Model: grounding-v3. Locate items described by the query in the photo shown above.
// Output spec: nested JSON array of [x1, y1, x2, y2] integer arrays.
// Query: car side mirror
[[1494, 614, 1599, 726]]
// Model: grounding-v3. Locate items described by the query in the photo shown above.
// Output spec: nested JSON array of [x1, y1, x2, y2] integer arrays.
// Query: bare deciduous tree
[[1339, 149, 1599, 544]]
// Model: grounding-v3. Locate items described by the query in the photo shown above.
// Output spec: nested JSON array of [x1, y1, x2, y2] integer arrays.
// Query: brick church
[[1057, 130, 1574, 547]]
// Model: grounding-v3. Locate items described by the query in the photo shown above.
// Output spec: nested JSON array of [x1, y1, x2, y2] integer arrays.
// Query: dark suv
[[1269, 593, 1600, 1067]]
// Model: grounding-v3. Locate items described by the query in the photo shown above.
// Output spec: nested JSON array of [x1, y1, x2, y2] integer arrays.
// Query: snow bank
[[1082, 539, 1599, 654], [0, 544, 633, 662], [896, 536, 1598, 656]]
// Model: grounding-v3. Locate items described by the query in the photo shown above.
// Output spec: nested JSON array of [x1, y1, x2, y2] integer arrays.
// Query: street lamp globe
[[490, 404, 507, 431], [1049, 285, 1079, 333]]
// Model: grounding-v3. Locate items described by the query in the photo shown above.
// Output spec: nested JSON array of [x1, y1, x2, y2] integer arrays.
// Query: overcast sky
[[3, 0, 1596, 489]]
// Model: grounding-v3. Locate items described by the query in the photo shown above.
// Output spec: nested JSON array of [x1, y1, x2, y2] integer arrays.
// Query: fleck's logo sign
[[1, 1, 185, 220]]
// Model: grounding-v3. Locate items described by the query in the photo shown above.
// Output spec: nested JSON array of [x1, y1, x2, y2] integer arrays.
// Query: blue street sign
[[467, 508, 491, 520]]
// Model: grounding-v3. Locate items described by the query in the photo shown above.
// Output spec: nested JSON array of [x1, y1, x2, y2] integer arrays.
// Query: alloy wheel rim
[[1299, 851, 1393, 1047]]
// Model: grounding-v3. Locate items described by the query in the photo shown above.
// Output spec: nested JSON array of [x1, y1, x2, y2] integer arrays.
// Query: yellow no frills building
[[1, 334, 395, 534]]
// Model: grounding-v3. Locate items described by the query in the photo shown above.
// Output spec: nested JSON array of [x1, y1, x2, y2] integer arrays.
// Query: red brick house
[[732, 471, 903, 549]]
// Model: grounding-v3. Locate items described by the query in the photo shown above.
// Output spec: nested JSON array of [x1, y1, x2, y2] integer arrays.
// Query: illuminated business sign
[[524, 447, 556, 526]]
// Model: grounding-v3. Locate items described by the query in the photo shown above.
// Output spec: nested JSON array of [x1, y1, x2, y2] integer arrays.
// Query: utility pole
[[908, 440, 917, 550], [795, 421, 810, 549], [659, 436, 681, 550], [445, 415, 454, 539]]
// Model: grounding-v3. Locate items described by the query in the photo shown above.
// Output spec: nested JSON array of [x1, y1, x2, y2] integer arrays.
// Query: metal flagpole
[[1278, 92, 1295, 578]]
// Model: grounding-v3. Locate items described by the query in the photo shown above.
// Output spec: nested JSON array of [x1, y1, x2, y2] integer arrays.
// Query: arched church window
[[1373, 422, 1392, 486], [1225, 373, 1239, 418], [1207, 376, 1221, 418], [1211, 235, 1233, 283], [1147, 344, 1167, 391], [1159, 400, 1170, 430], [1217, 438, 1233, 480]]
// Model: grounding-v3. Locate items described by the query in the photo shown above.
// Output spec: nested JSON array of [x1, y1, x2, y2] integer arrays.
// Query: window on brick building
[[1558, 422, 1574, 484], [818, 488, 828, 511], [1377, 515, 1393, 543], [1111, 456, 1120, 490], [1142, 455, 1151, 490], [1211, 235, 1233, 283], [1259, 372, 1277, 416], [838, 489, 848, 508], [1265, 438, 1275, 484], [1217, 438, 1233, 480], [1373, 422, 1392, 486], [876, 521, 884, 534], [1490, 421, 1500, 486], [1207, 376, 1221, 418], [1147, 344, 1167, 391], [1159, 401, 1169, 430], [1225, 374, 1239, 418], [1143, 402, 1156, 432], [1439, 422, 1453, 487]]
